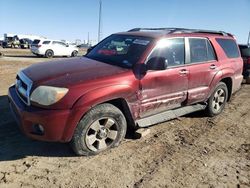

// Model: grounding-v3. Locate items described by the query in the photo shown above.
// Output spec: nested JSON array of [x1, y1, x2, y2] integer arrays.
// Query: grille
[[15, 71, 33, 106]]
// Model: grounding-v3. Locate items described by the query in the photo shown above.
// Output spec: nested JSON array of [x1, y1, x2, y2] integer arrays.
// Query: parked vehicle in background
[[77, 43, 91, 48], [31, 39, 79, 58], [239, 44, 250, 83], [2, 33, 46, 49], [2, 35, 20, 48], [20, 38, 33, 49], [9, 28, 243, 156]]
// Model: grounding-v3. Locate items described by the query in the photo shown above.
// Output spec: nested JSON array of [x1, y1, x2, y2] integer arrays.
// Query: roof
[[116, 28, 234, 39]]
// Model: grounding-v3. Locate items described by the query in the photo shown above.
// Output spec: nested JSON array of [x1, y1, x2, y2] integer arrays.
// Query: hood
[[22, 57, 128, 87]]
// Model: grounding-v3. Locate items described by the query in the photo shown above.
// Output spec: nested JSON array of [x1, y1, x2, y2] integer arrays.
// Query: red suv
[[8, 28, 243, 156]]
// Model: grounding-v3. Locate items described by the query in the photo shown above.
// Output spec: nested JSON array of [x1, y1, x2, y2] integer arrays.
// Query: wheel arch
[[220, 77, 232, 101], [103, 98, 136, 130], [62, 85, 137, 141], [45, 49, 53, 52]]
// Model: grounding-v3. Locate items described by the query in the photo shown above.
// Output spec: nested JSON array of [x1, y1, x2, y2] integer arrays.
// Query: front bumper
[[8, 86, 72, 142]]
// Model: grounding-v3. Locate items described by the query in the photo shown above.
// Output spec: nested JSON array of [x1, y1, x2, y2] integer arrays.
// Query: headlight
[[30, 86, 69, 106]]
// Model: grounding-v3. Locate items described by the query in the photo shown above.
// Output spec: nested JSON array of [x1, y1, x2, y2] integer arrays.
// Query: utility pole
[[98, 0, 102, 43], [247, 31, 250, 46], [87, 32, 90, 46]]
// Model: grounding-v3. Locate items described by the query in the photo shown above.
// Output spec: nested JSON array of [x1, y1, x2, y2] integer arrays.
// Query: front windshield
[[86, 34, 153, 68]]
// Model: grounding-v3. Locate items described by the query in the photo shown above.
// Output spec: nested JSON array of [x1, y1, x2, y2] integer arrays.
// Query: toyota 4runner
[[8, 28, 243, 156]]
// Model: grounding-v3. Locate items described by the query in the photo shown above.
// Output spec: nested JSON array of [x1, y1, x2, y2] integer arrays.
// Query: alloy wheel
[[85, 117, 119, 152]]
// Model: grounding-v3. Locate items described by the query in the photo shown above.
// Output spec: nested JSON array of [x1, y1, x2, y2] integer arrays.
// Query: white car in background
[[31, 39, 78, 58]]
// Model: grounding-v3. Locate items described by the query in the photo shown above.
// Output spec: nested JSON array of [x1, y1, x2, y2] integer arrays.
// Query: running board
[[136, 104, 206, 128]]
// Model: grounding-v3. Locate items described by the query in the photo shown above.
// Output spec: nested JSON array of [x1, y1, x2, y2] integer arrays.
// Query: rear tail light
[[37, 45, 42, 48]]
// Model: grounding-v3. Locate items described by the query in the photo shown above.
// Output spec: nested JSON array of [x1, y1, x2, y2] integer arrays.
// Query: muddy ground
[[0, 49, 249, 188]]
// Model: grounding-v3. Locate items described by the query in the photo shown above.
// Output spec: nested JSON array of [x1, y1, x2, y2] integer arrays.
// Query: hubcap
[[212, 88, 225, 112], [85, 117, 118, 151]]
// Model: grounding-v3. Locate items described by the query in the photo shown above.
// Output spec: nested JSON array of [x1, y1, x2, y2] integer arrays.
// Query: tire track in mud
[[133, 86, 250, 188], [133, 117, 217, 188]]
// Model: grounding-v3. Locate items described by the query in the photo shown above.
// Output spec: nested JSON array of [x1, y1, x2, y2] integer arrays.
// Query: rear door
[[185, 37, 219, 104], [52, 41, 68, 56], [139, 38, 188, 118]]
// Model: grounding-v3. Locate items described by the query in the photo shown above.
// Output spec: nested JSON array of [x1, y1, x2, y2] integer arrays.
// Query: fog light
[[32, 124, 45, 135]]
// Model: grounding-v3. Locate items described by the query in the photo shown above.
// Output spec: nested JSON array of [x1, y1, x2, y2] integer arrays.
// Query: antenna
[[98, 0, 102, 43]]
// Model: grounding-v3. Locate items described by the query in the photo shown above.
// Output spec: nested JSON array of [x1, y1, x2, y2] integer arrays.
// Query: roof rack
[[127, 28, 233, 37]]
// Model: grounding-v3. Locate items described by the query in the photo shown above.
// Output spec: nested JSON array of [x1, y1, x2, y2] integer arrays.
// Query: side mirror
[[66, 44, 69, 47], [146, 57, 168, 70]]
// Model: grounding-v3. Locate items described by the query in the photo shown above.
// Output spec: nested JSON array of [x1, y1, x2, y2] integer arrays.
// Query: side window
[[189, 38, 216, 63], [216, 38, 240, 58], [52, 41, 65, 46], [189, 38, 207, 63], [42, 41, 50, 44], [148, 38, 185, 67]]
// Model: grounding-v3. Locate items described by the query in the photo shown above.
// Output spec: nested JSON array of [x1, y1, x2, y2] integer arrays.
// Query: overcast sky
[[0, 0, 249, 43]]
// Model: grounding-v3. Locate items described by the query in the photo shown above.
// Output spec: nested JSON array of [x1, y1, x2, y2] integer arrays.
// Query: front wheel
[[206, 82, 228, 117], [71, 103, 127, 156]]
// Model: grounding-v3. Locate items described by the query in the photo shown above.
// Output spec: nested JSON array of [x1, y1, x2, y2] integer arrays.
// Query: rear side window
[[216, 38, 240, 58], [189, 38, 216, 63], [42, 41, 50, 44], [32, 40, 40, 44], [52, 41, 66, 46]]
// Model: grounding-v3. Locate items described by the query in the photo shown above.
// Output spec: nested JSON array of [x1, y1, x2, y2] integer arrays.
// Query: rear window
[[32, 40, 40, 45], [216, 38, 240, 58], [42, 41, 50, 44], [239, 45, 250, 57]]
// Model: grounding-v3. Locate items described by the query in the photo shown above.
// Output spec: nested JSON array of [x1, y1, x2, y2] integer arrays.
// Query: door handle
[[210, 64, 217, 70], [179, 69, 188, 75]]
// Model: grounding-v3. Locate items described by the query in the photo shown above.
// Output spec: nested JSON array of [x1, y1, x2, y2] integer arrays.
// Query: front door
[[139, 38, 188, 118]]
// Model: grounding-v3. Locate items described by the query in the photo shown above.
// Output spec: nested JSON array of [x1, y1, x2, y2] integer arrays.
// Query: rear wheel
[[45, 50, 54, 58], [206, 82, 228, 117], [71, 50, 78, 57], [71, 103, 127, 156]]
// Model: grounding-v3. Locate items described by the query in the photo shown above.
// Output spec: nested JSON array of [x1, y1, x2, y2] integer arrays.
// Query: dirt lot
[[0, 49, 249, 188]]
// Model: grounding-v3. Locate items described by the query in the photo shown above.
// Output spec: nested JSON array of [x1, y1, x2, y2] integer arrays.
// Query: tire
[[206, 82, 228, 117], [45, 50, 54, 58], [71, 103, 127, 156], [71, 50, 78, 57]]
